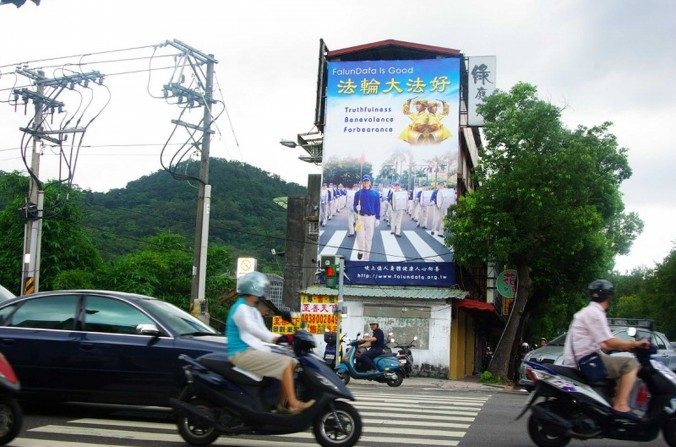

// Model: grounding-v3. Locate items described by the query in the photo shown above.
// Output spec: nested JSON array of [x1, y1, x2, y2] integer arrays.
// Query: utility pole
[[10, 67, 104, 295], [157, 39, 218, 323], [20, 70, 45, 295], [189, 55, 215, 323]]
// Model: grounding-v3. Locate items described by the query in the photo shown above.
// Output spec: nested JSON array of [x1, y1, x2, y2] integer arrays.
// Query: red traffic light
[[325, 265, 336, 277]]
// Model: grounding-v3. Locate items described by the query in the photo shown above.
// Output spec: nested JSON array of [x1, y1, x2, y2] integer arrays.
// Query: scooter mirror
[[627, 327, 637, 338], [413, 336, 418, 341], [390, 338, 395, 343]]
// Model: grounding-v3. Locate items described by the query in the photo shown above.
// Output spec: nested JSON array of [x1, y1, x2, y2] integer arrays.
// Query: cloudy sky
[[0, 0, 673, 273]]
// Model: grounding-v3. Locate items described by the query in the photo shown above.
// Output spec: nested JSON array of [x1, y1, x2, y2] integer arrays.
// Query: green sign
[[497, 269, 518, 298]]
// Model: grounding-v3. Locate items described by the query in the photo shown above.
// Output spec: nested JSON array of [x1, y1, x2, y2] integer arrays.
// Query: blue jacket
[[354, 188, 380, 219]]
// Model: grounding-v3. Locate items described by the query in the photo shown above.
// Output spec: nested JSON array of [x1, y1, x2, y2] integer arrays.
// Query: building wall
[[340, 298, 452, 377]]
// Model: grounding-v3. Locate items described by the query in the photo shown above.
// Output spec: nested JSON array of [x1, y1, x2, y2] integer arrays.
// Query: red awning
[[457, 300, 495, 313]]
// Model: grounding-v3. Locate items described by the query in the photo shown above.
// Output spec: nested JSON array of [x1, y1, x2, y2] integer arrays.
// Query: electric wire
[[0, 44, 158, 70]]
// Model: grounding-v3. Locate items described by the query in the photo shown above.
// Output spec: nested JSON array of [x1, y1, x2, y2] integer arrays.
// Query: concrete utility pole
[[190, 56, 215, 323], [157, 40, 218, 323], [11, 69, 104, 295], [20, 70, 45, 295]]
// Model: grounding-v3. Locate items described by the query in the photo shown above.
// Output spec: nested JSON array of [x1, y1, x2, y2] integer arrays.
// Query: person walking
[[345, 184, 358, 237], [430, 182, 455, 237], [353, 174, 380, 261], [389, 181, 408, 237]]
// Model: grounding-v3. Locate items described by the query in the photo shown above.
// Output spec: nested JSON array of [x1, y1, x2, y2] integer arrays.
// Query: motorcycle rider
[[226, 272, 315, 414], [359, 322, 386, 372], [563, 279, 650, 415]]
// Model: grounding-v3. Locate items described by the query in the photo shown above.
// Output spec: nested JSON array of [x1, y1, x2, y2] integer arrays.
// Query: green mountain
[[82, 158, 307, 265]]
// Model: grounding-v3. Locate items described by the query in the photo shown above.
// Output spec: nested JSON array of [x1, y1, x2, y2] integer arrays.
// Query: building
[[288, 39, 501, 378]]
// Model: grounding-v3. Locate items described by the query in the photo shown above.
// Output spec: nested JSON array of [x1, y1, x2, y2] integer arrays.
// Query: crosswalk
[[11, 388, 491, 447], [318, 207, 453, 263]]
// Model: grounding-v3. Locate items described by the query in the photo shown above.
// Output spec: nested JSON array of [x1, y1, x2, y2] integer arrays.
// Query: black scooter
[[394, 336, 418, 377], [170, 322, 362, 447], [517, 328, 676, 447], [0, 353, 22, 445]]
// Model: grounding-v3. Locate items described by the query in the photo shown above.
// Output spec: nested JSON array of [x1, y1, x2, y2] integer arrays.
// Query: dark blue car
[[0, 290, 226, 406]]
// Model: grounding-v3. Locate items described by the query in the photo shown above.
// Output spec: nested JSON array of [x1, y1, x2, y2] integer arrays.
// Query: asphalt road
[[460, 389, 671, 447], [11, 385, 672, 446]]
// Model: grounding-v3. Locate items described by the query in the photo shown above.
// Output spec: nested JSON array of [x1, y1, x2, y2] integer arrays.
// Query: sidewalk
[[400, 376, 504, 392]]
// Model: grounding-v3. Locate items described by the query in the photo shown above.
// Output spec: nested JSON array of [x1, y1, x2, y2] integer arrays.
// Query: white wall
[[341, 299, 452, 369]]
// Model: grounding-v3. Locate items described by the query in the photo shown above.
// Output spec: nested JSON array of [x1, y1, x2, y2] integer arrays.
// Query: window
[[363, 304, 430, 349], [654, 333, 668, 350], [8, 295, 79, 330], [0, 304, 18, 325], [83, 295, 155, 335]]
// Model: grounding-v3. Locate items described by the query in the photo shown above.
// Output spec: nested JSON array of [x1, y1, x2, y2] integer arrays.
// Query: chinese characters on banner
[[321, 58, 460, 287], [467, 56, 497, 126], [271, 294, 339, 335]]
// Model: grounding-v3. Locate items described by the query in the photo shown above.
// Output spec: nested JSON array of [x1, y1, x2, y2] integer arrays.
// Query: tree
[[0, 173, 103, 293], [448, 83, 642, 378]]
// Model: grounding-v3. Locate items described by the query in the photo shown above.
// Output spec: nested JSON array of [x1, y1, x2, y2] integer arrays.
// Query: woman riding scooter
[[226, 271, 315, 414]]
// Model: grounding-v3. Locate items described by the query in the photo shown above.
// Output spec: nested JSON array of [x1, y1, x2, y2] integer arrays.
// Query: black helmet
[[588, 279, 614, 302]]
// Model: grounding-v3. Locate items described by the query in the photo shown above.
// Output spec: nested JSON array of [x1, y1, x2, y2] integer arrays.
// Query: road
[[9, 383, 670, 446]]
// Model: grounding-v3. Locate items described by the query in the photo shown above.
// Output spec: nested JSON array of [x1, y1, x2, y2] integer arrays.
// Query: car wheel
[[528, 412, 571, 447], [313, 400, 362, 447], [176, 397, 219, 446], [0, 396, 22, 445]]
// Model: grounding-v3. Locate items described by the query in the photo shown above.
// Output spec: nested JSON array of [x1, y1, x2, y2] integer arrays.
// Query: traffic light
[[324, 263, 337, 289], [320, 255, 342, 289]]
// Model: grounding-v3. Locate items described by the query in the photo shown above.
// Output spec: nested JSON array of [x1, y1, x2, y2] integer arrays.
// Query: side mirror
[[627, 327, 637, 338], [136, 323, 161, 336]]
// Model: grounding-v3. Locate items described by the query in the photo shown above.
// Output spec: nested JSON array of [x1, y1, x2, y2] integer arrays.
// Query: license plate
[[325, 354, 335, 360]]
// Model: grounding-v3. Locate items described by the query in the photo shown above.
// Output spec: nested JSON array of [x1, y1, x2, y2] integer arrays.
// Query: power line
[[0, 44, 157, 70]]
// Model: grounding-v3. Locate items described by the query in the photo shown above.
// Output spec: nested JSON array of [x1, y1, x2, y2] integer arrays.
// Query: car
[[0, 285, 15, 301], [0, 290, 226, 406], [518, 318, 675, 389]]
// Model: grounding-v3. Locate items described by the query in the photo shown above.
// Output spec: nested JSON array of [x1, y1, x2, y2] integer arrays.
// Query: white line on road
[[403, 230, 444, 262], [380, 230, 406, 261]]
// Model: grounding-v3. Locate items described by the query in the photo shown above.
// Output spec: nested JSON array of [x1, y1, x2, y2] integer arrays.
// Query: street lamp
[[279, 132, 323, 164], [279, 139, 297, 148]]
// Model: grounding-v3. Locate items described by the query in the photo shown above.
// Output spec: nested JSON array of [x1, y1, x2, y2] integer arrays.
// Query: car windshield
[[547, 333, 567, 346], [143, 300, 216, 335]]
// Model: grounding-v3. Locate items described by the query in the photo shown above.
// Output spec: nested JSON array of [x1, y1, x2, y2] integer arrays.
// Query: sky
[[0, 0, 673, 273]]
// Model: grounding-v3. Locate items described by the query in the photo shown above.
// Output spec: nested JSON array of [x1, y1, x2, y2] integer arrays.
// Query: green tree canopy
[[448, 83, 642, 378], [0, 172, 103, 294]]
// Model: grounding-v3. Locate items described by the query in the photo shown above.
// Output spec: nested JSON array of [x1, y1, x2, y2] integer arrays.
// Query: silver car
[[518, 324, 676, 389]]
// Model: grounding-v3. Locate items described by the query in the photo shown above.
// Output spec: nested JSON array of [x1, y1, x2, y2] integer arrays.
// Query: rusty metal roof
[[301, 285, 467, 300], [326, 39, 461, 60]]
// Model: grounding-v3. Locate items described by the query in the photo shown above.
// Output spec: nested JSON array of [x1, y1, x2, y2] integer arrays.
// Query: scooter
[[335, 333, 405, 387], [517, 327, 676, 447], [170, 325, 362, 447], [0, 353, 22, 445], [394, 336, 418, 378], [323, 330, 344, 369]]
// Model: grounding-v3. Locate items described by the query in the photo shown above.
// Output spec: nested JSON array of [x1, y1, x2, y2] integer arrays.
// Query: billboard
[[320, 58, 460, 287], [467, 56, 497, 126]]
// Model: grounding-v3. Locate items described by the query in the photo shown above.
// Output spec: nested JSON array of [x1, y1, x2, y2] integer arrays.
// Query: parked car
[[0, 285, 14, 301], [518, 319, 676, 389], [0, 290, 225, 406]]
